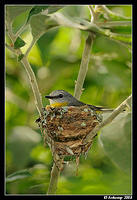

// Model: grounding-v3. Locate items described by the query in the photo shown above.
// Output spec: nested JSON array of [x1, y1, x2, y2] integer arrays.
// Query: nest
[[36, 105, 102, 171]]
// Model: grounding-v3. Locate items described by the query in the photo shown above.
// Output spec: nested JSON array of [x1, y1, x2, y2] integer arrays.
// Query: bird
[[45, 90, 114, 112]]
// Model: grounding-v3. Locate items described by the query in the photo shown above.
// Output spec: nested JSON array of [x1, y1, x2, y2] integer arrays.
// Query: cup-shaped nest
[[36, 105, 102, 159]]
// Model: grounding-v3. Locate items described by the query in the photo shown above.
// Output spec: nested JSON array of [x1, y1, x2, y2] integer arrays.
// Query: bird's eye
[[59, 94, 63, 98]]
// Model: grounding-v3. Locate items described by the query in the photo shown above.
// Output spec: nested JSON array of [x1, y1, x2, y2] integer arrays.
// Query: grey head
[[45, 90, 85, 106]]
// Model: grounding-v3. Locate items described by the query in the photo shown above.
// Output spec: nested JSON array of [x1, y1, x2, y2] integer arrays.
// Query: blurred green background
[[6, 5, 132, 194]]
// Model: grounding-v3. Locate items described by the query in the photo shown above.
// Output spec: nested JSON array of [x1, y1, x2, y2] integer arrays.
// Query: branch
[[88, 5, 96, 22], [95, 5, 131, 21], [21, 57, 43, 115], [24, 32, 44, 57], [6, 20, 16, 43], [47, 163, 61, 194], [83, 94, 132, 144], [74, 6, 97, 100], [96, 21, 131, 28], [74, 32, 94, 100], [6, 20, 43, 116], [5, 43, 17, 54], [51, 13, 131, 44], [15, 23, 29, 39], [24, 38, 37, 57]]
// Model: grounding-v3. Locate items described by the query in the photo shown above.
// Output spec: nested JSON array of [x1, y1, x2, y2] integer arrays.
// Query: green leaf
[[30, 15, 58, 39], [29, 7, 65, 39], [14, 37, 26, 49], [26, 6, 64, 23], [18, 54, 24, 62], [26, 6, 49, 23], [43, 6, 64, 14], [99, 112, 131, 174], [6, 6, 32, 23], [37, 29, 58, 64], [6, 169, 31, 183]]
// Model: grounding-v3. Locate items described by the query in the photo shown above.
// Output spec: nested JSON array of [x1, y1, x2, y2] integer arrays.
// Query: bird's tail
[[97, 108, 114, 112], [87, 104, 114, 113]]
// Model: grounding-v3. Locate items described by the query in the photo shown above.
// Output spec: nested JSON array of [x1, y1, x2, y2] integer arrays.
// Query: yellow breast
[[46, 102, 68, 109], [51, 102, 68, 107]]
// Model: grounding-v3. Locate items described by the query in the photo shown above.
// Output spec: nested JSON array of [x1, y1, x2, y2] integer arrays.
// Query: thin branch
[[5, 43, 17, 54], [96, 21, 131, 28], [74, 6, 97, 100], [88, 5, 96, 22], [25, 38, 37, 57], [21, 57, 43, 115], [95, 5, 131, 21], [83, 94, 132, 144], [47, 163, 61, 194], [15, 23, 29, 39], [112, 39, 132, 52], [74, 32, 94, 100], [6, 20, 43, 116], [24, 32, 44, 57], [6, 21, 16, 43]]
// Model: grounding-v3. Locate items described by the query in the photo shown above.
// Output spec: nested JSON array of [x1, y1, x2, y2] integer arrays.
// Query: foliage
[[5, 5, 132, 195], [14, 37, 26, 49]]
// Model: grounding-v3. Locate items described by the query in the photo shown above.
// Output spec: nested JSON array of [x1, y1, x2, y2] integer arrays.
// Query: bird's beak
[[45, 95, 53, 99], [45, 95, 59, 99]]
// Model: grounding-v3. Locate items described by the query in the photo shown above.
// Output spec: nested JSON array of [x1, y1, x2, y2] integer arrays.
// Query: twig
[[74, 32, 94, 100], [96, 21, 131, 27], [6, 45, 43, 116], [25, 38, 37, 57], [21, 57, 43, 115], [6, 21, 16, 43], [88, 5, 96, 22], [24, 32, 44, 57], [6, 20, 43, 116], [15, 23, 28, 39], [47, 163, 61, 194], [83, 94, 132, 144], [74, 6, 97, 100], [95, 5, 131, 21], [5, 43, 17, 54]]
